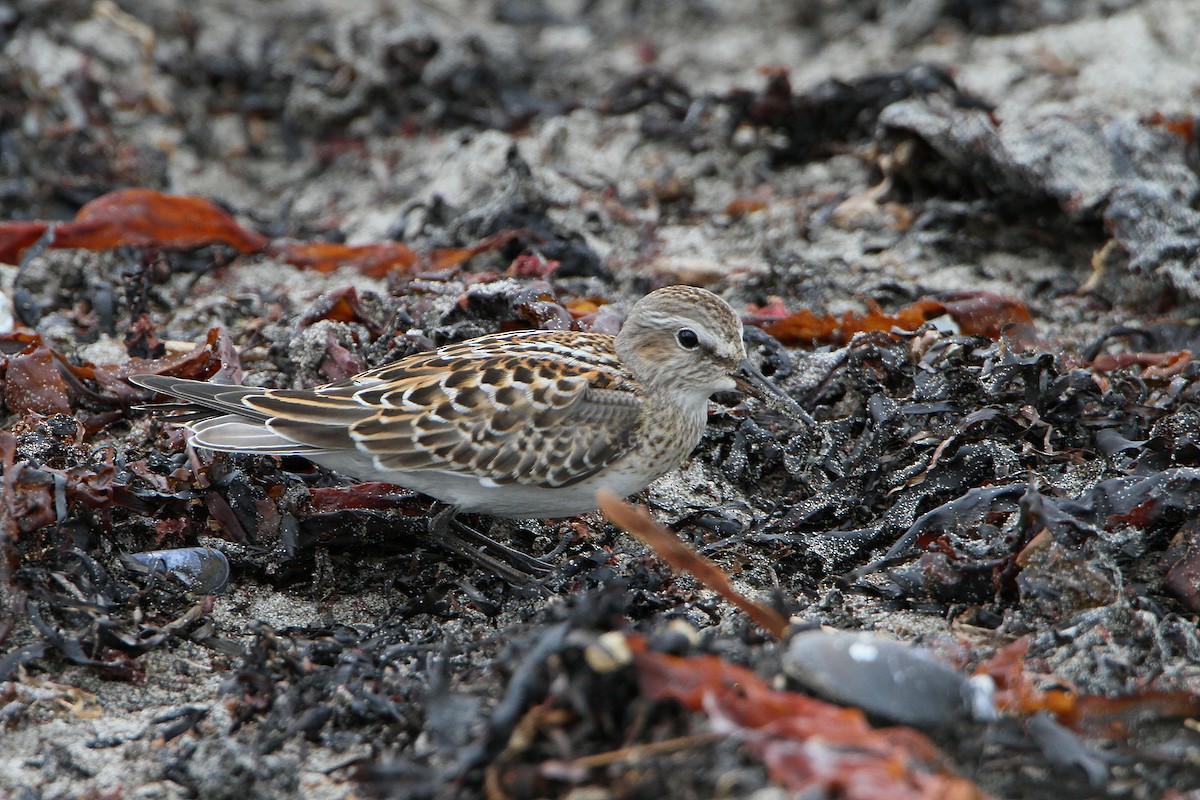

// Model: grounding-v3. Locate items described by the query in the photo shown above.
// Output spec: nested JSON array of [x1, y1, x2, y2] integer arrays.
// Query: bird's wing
[[238, 330, 645, 489], [131, 374, 272, 420], [131, 373, 358, 455]]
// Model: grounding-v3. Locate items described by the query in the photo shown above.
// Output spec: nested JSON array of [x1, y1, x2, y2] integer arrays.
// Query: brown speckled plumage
[[132, 285, 804, 519]]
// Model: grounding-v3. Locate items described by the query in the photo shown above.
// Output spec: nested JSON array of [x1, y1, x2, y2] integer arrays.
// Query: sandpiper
[[133, 285, 812, 579]]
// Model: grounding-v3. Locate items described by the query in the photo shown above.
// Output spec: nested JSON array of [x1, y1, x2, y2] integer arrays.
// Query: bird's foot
[[428, 506, 555, 586]]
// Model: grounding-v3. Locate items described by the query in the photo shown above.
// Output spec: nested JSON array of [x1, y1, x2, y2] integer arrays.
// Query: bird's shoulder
[[318, 329, 638, 404]]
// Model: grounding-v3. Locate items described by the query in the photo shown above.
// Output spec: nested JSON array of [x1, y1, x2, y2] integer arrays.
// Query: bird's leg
[[449, 516, 556, 576], [426, 505, 555, 584]]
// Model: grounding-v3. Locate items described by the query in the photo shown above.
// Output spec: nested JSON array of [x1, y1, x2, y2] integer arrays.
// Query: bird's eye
[[676, 328, 700, 349]]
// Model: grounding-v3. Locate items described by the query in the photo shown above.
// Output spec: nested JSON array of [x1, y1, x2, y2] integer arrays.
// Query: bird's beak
[[734, 360, 817, 427]]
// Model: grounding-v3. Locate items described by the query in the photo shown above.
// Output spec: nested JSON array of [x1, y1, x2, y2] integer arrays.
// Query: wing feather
[[349, 358, 643, 488], [133, 329, 643, 487], [131, 374, 272, 420]]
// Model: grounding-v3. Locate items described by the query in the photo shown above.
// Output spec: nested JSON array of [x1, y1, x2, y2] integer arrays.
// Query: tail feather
[[133, 374, 351, 455], [189, 416, 335, 455], [130, 374, 272, 421]]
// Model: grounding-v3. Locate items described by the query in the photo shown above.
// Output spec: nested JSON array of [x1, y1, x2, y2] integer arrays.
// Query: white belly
[[311, 452, 665, 517]]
